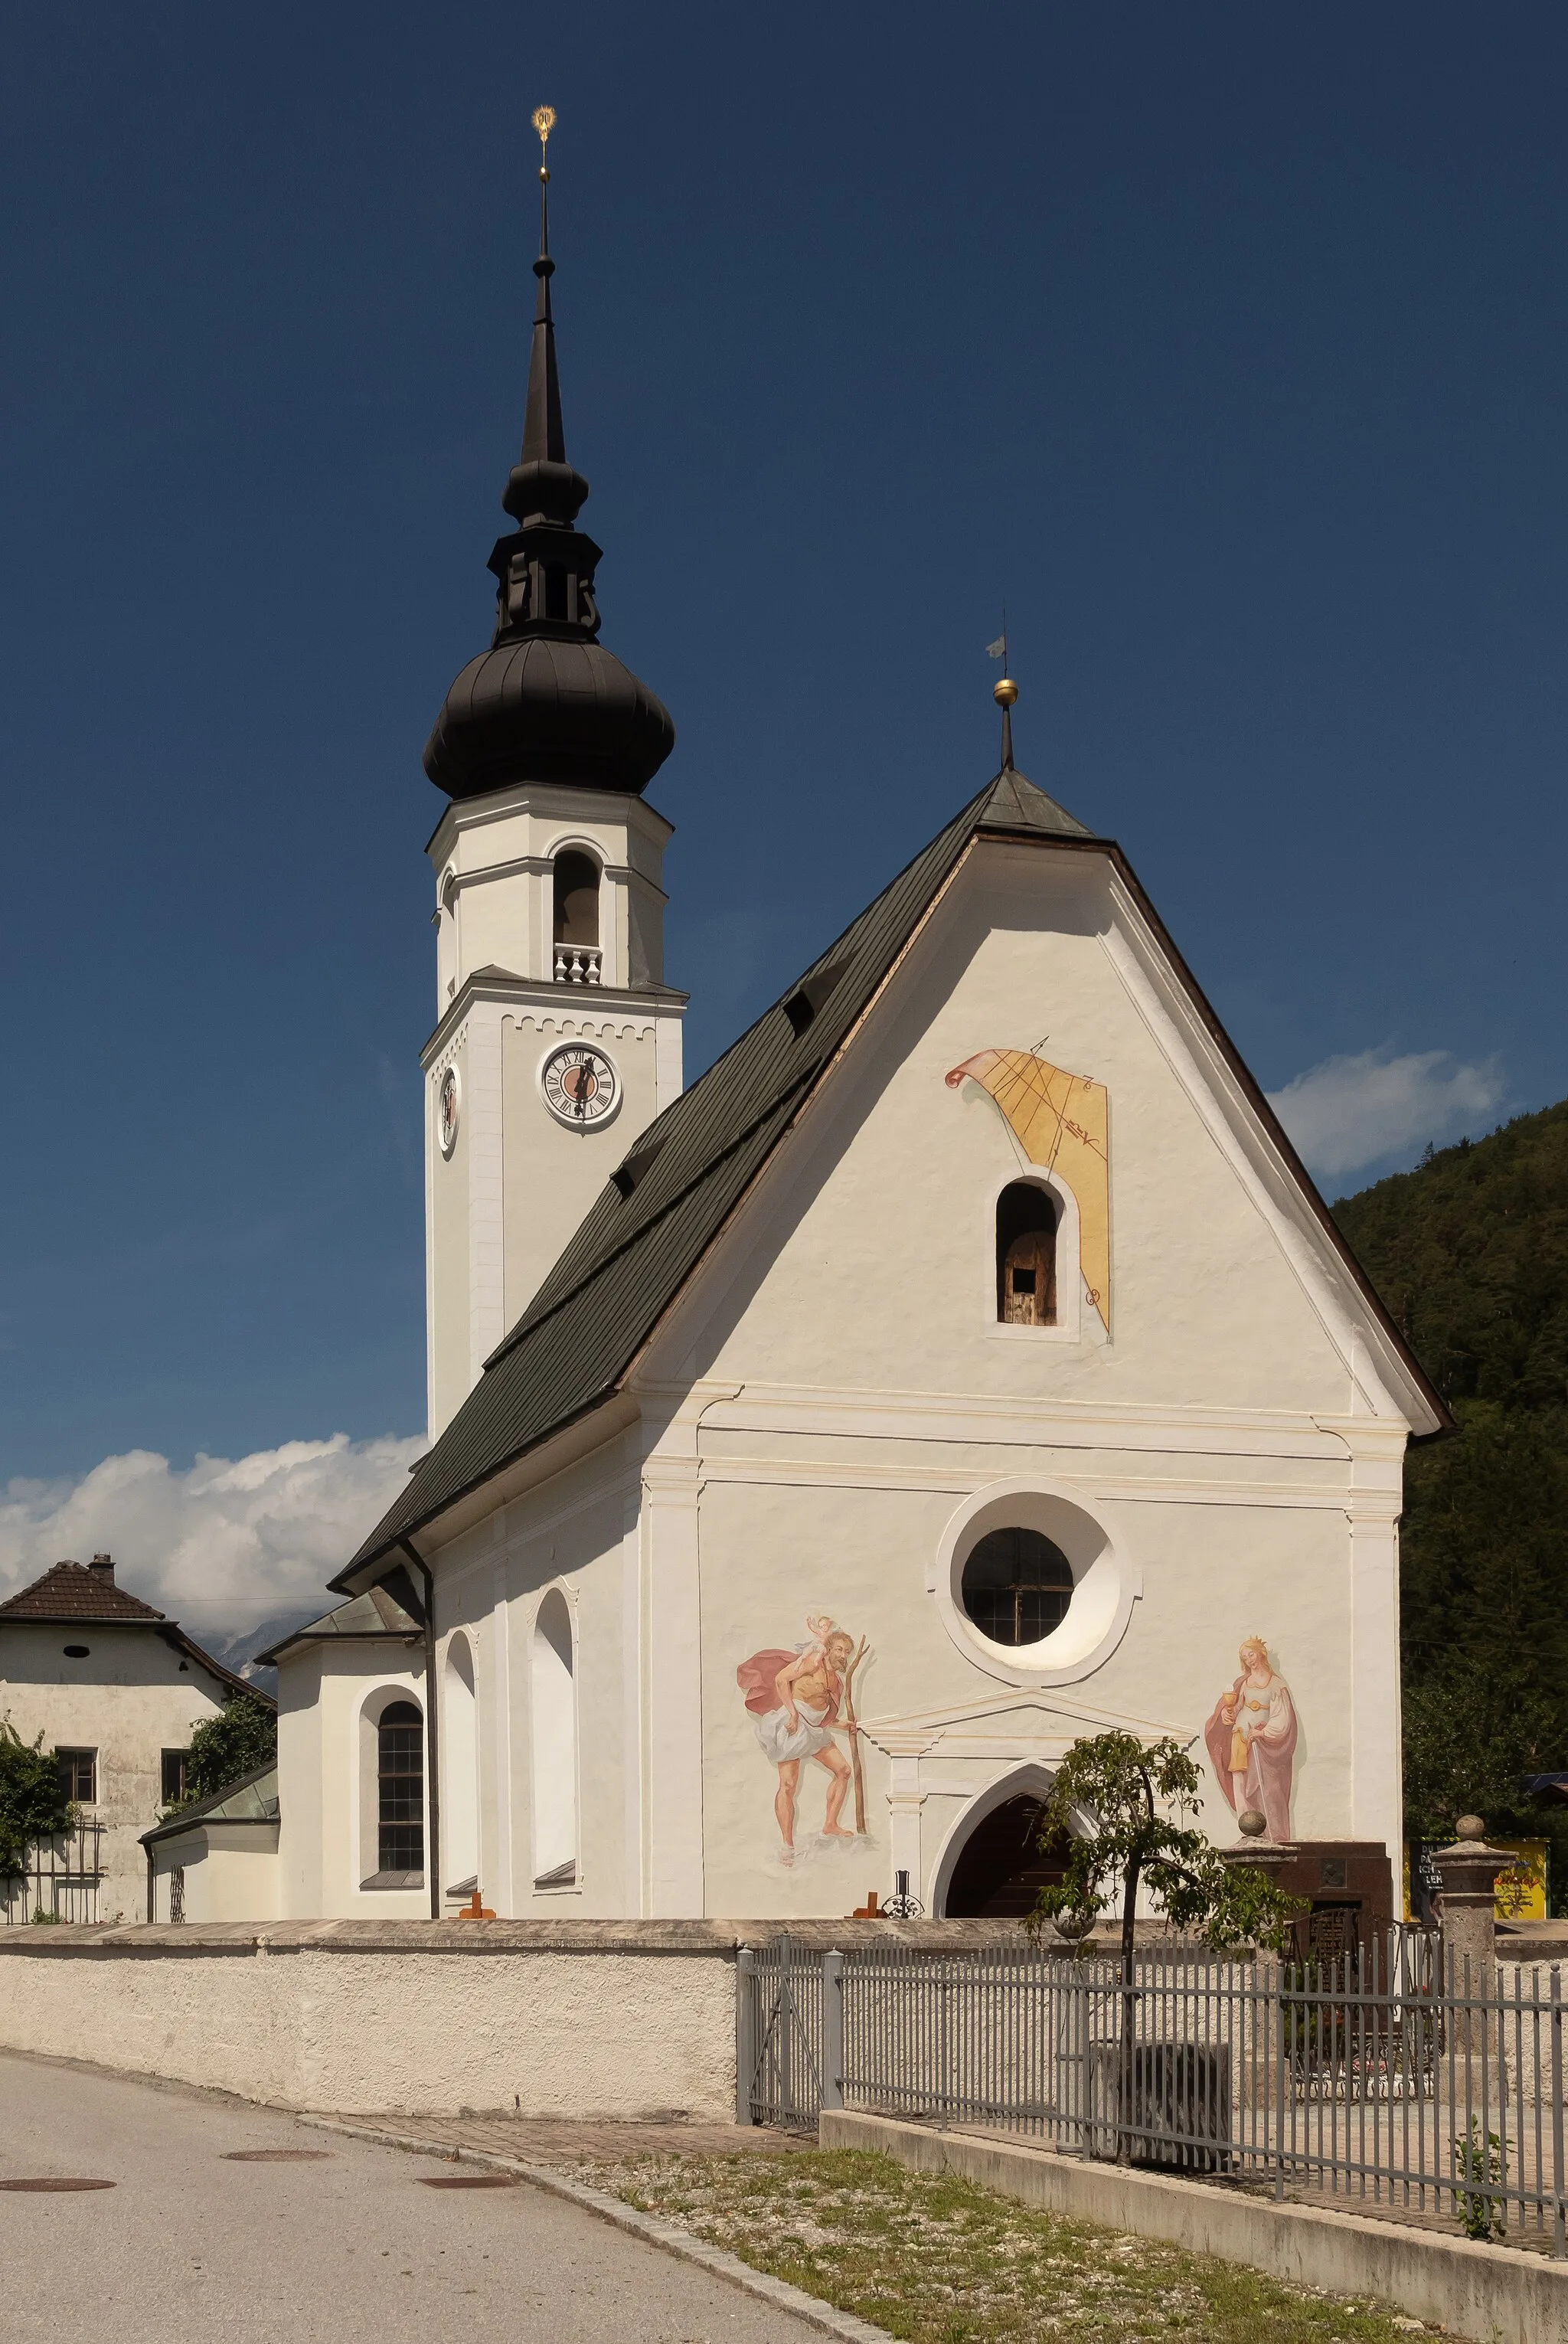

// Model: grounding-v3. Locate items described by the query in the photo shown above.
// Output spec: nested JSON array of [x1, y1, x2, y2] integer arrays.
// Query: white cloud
[[0, 1434, 424, 1645], [1266, 1048, 1505, 1183]]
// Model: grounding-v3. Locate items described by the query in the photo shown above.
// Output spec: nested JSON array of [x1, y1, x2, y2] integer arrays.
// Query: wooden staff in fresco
[[842, 1636, 870, 1835]]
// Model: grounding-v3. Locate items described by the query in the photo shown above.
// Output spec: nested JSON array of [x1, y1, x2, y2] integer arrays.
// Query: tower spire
[[507, 103, 583, 522], [423, 107, 675, 800]]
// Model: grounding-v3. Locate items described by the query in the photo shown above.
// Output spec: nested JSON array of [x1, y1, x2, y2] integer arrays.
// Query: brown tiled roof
[[0, 1561, 167, 1623], [0, 1559, 276, 1709]]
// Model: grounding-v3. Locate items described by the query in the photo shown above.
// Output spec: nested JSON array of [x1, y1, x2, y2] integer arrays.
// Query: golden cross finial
[[533, 103, 557, 181]]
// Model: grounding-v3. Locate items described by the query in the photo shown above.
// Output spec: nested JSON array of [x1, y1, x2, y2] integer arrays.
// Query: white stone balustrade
[[554, 944, 603, 985]]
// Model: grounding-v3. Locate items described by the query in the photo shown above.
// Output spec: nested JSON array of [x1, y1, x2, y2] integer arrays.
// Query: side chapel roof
[[341, 765, 1449, 1584], [139, 1763, 280, 1849]]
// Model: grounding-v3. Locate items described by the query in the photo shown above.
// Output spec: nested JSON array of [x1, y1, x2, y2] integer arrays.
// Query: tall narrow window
[[996, 1182, 1058, 1326], [553, 852, 600, 947], [377, 1702, 425, 1878], [531, 1590, 578, 1888], [443, 1636, 479, 1895]]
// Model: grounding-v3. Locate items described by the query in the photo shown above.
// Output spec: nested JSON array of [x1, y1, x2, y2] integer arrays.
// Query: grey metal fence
[[737, 1932, 1568, 2254], [1, 1824, 105, 1924]]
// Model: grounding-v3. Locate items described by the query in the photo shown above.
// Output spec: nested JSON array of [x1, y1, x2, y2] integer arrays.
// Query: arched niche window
[[375, 1701, 425, 1882], [530, 1590, 579, 1889], [961, 1526, 1074, 1647], [553, 851, 600, 949], [443, 1637, 479, 1899], [997, 1181, 1057, 1326]]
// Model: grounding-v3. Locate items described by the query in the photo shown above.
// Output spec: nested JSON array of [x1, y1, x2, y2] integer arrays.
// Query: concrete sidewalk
[[0, 2053, 834, 2344]]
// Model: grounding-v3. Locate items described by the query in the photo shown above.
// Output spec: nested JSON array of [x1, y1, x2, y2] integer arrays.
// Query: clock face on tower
[[437, 1065, 461, 1157], [541, 1042, 620, 1129]]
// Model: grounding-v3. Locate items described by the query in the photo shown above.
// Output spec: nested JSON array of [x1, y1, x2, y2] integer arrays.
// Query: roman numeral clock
[[540, 1041, 621, 1128]]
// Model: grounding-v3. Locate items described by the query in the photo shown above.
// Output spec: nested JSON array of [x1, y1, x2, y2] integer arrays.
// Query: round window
[[960, 1528, 1073, 1647]]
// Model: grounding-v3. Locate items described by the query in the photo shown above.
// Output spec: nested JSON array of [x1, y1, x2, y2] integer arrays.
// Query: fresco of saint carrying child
[[737, 1615, 869, 1863]]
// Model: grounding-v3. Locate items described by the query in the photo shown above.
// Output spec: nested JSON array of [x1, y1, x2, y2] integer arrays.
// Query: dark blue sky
[[5, 2, 1566, 1483]]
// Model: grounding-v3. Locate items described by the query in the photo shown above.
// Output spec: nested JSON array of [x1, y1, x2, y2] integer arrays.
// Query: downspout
[[145, 1842, 155, 1925], [398, 1538, 442, 1922]]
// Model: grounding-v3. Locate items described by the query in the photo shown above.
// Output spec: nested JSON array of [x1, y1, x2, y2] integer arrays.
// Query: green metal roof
[[139, 1764, 279, 1848], [255, 1571, 424, 1665]]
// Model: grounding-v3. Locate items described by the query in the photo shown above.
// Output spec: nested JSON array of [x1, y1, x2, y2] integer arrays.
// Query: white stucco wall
[[0, 1931, 737, 2119], [634, 842, 1410, 1914], [276, 1644, 429, 1920], [420, 1434, 642, 1921], [149, 1824, 281, 1923], [0, 1621, 230, 1924]]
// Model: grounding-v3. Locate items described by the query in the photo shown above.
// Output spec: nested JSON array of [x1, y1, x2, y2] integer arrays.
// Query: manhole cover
[[0, 2179, 116, 2192], [221, 2150, 334, 2163], [418, 2174, 516, 2189]]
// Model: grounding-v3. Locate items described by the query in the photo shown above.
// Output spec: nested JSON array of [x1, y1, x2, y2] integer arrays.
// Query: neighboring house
[[141, 1764, 279, 1925], [249, 178, 1445, 1943], [0, 1556, 267, 1922]]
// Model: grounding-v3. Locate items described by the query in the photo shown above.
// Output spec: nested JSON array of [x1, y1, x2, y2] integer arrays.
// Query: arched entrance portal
[[942, 1794, 1071, 1919]]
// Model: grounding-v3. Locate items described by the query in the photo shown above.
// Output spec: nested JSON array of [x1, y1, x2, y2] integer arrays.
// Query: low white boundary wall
[[0, 1921, 744, 2118]]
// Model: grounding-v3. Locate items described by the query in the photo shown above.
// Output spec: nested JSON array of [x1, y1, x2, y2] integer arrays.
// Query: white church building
[[256, 163, 1447, 1935]]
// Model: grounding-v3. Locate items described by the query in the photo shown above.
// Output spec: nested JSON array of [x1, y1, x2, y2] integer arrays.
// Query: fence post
[[822, 1950, 845, 2112], [736, 1947, 757, 2127], [1551, 1965, 1565, 2261], [1430, 1816, 1509, 2052]]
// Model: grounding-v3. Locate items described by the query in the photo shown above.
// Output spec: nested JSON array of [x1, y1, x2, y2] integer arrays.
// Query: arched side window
[[531, 1590, 579, 1889], [377, 1701, 425, 1880], [443, 1636, 479, 1898], [996, 1181, 1057, 1326], [552, 850, 601, 985]]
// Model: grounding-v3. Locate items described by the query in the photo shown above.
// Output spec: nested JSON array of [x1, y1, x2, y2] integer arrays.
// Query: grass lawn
[[579, 2147, 1440, 2344]]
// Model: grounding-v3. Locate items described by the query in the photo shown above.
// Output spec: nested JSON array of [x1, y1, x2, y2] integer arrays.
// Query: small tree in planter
[[1028, 1731, 1302, 2163]]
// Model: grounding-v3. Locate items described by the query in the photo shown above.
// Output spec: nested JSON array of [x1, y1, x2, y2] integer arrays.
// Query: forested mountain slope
[[1333, 1099, 1568, 1844]]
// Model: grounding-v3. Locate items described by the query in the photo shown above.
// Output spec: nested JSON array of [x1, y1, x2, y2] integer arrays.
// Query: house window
[[161, 1749, 189, 1806], [552, 851, 599, 948], [960, 1528, 1074, 1647], [377, 1702, 425, 1875], [55, 1747, 96, 1804], [997, 1182, 1057, 1326]]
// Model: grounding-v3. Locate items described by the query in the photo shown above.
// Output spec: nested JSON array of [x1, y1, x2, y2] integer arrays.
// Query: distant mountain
[[201, 1609, 324, 1698], [1333, 1100, 1568, 1856]]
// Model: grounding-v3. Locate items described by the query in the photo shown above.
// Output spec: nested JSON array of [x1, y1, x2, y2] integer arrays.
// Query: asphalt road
[[0, 2052, 826, 2344]]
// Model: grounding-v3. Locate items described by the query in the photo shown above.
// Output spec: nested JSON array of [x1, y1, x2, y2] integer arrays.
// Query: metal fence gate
[[1, 1825, 105, 1924], [737, 1937, 831, 2128]]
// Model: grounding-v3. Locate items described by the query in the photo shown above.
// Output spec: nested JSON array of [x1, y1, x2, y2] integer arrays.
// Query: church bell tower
[[421, 118, 685, 1440]]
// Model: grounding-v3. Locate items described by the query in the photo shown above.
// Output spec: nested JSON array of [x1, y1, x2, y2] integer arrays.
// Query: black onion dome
[[424, 159, 673, 802], [425, 637, 675, 796]]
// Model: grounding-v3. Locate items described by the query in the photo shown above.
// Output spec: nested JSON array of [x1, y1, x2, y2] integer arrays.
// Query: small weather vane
[[987, 612, 1019, 767]]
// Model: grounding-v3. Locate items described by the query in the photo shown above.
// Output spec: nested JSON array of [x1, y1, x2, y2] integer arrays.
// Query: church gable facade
[[258, 139, 1444, 1936]]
